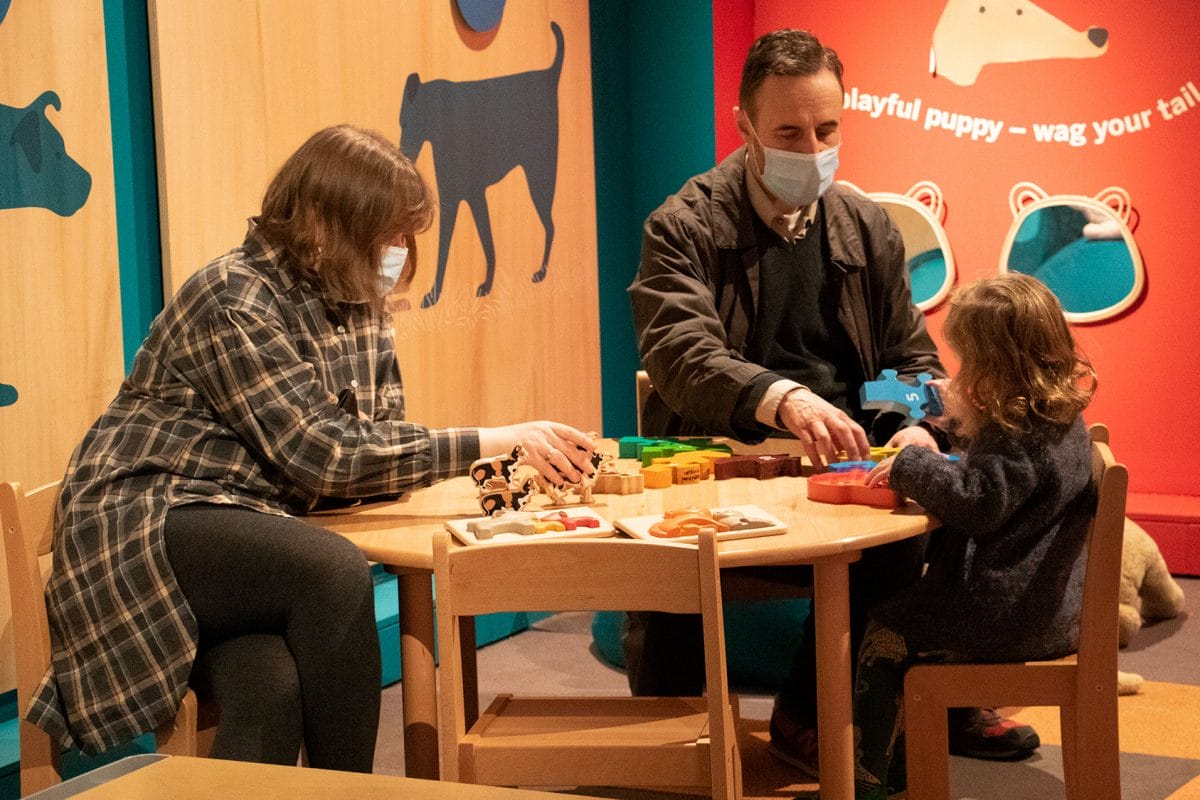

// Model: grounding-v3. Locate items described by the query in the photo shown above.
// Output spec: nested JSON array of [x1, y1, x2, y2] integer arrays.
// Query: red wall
[[714, 0, 1200, 570]]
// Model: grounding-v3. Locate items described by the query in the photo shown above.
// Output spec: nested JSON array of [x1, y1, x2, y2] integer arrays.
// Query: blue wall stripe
[[590, 0, 716, 436], [103, 0, 163, 372]]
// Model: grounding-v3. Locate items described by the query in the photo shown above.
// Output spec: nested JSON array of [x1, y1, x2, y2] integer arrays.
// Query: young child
[[837, 273, 1099, 800]]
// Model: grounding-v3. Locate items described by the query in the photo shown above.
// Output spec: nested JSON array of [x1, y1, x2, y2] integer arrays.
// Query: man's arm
[[628, 209, 768, 439]]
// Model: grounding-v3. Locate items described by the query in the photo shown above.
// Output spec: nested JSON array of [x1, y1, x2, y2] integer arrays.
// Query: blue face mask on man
[[377, 245, 408, 297], [744, 113, 840, 209]]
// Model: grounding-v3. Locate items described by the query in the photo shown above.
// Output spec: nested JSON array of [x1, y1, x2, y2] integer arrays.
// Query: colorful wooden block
[[641, 464, 675, 489], [616, 436, 732, 461]]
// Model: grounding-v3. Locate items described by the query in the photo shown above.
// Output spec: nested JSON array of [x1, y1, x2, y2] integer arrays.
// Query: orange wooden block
[[807, 469, 901, 508]]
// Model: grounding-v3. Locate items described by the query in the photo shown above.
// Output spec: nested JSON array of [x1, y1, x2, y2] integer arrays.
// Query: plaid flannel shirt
[[28, 222, 478, 753]]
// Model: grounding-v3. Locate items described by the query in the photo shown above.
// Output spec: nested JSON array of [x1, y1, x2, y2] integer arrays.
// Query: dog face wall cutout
[[931, 0, 1109, 86], [0, 91, 92, 216], [838, 180, 955, 311], [1000, 182, 1145, 323], [400, 21, 563, 308]]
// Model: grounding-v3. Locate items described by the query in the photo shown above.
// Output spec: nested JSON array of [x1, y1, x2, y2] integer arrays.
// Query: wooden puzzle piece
[[469, 446, 520, 487], [833, 446, 903, 463], [713, 453, 805, 480], [647, 506, 775, 538], [710, 509, 776, 532], [859, 369, 939, 426], [828, 460, 878, 473], [467, 510, 539, 539], [807, 469, 901, 508], [592, 465, 645, 495], [479, 475, 538, 515], [538, 511, 601, 531]]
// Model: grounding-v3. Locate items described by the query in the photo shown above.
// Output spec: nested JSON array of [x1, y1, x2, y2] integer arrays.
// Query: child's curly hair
[[945, 273, 1096, 434]]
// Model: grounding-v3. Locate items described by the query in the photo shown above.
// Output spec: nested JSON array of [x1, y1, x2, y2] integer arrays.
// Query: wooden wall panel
[[0, 0, 124, 691], [149, 0, 601, 432]]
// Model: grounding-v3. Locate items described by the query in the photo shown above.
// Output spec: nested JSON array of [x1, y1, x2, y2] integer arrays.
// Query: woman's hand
[[479, 421, 597, 486]]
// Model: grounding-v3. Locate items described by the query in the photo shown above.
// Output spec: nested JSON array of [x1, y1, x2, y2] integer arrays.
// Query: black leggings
[[163, 505, 381, 772]]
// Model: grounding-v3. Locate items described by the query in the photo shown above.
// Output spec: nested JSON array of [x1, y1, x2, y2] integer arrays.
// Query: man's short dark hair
[[739, 29, 844, 117]]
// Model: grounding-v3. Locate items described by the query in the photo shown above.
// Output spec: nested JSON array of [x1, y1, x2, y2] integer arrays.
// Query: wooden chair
[[2, 481, 216, 797], [902, 423, 1127, 800], [635, 369, 653, 437], [434, 528, 742, 799]]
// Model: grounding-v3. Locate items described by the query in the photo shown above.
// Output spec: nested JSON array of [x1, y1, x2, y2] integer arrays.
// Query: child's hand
[[866, 456, 895, 487]]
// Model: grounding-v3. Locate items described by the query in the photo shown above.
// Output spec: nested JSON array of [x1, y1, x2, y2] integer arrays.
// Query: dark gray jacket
[[629, 147, 943, 440], [879, 417, 1095, 661]]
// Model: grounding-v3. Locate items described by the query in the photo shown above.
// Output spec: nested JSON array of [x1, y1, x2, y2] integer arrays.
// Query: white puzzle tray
[[445, 506, 615, 546], [614, 503, 787, 543]]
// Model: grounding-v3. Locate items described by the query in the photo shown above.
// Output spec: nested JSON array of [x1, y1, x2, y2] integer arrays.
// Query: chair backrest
[[2, 480, 64, 793], [434, 530, 723, 618], [1076, 425, 1128, 692]]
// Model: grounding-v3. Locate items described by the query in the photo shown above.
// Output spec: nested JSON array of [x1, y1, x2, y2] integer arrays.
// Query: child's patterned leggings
[[853, 621, 968, 798]]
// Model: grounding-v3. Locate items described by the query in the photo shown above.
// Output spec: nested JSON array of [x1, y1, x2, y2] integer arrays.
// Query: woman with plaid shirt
[[29, 126, 595, 771]]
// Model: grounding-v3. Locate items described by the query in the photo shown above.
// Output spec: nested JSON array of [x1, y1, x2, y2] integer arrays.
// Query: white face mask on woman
[[377, 245, 408, 297], [744, 113, 840, 209]]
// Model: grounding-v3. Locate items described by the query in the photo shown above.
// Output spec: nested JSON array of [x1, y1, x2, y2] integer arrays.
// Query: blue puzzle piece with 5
[[860, 369, 938, 426]]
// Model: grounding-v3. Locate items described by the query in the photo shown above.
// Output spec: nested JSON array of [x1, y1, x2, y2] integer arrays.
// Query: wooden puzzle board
[[445, 506, 615, 546], [614, 504, 788, 544]]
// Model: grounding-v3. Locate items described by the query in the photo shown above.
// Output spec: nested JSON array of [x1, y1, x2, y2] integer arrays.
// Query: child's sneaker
[[949, 706, 1040, 759]]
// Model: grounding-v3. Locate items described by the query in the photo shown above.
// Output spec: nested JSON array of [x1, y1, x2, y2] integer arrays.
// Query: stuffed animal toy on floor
[[1120, 518, 1185, 649]]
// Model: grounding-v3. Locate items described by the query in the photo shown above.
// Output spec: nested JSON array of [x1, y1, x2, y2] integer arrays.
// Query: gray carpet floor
[[374, 577, 1200, 799]]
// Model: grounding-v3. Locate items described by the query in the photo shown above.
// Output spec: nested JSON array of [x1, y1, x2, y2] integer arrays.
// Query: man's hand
[[777, 388, 870, 469]]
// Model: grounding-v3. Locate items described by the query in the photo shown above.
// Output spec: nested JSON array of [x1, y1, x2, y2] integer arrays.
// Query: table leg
[[393, 570, 439, 779], [813, 555, 857, 800]]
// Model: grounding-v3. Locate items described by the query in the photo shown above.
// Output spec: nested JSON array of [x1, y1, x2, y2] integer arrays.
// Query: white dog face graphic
[[931, 0, 1108, 86]]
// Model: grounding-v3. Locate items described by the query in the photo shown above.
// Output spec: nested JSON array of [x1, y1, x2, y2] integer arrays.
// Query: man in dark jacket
[[626, 28, 1039, 776]]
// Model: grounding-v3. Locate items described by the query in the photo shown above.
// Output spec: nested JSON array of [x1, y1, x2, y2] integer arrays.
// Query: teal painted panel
[[591, 1, 715, 436], [373, 566, 545, 685], [103, 0, 164, 372]]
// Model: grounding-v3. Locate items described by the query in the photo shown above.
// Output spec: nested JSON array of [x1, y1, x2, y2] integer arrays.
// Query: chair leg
[[903, 670, 951, 800], [19, 720, 62, 797], [1070, 694, 1121, 800], [1059, 704, 1077, 800]]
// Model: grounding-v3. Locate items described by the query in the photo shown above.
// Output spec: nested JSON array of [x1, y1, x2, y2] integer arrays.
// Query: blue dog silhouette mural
[[1, 91, 92, 216], [400, 21, 563, 308]]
